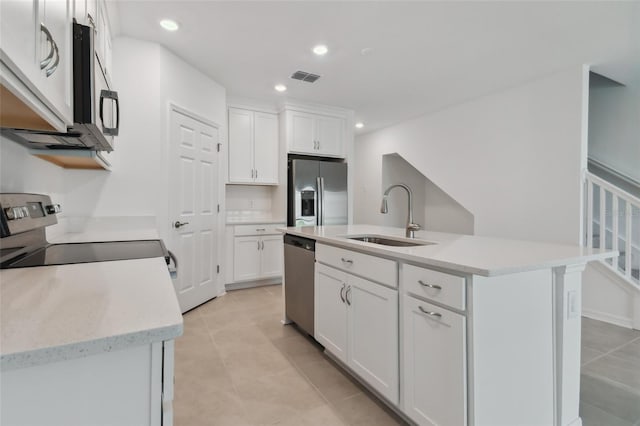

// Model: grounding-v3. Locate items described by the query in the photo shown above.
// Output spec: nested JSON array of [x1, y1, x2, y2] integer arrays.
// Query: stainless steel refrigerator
[[287, 158, 348, 226]]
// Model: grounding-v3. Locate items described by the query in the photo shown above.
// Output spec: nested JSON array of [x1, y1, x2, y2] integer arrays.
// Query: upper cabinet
[[285, 110, 345, 158], [0, 0, 74, 130], [228, 107, 279, 185]]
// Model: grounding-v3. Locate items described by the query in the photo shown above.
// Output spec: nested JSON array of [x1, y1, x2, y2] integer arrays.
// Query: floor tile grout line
[[581, 335, 640, 367]]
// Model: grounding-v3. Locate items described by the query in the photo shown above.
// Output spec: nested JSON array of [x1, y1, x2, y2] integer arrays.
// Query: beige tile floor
[[173, 285, 406, 426]]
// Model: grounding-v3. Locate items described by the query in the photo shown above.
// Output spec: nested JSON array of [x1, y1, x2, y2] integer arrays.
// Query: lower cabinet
[[1, 340, 175, 425], [231, 225, 284, 283], [403, 296, 467, 426], [315, 263, 399, 404]]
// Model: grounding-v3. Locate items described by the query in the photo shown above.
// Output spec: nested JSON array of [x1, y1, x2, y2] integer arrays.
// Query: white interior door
[[169, 108, 219, 313]]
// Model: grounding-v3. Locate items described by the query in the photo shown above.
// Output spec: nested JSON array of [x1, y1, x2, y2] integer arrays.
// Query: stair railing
[[585, 171, 640, 288]]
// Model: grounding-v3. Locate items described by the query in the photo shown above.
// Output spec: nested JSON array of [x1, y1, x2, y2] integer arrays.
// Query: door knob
[[174, 221, 190, 229]]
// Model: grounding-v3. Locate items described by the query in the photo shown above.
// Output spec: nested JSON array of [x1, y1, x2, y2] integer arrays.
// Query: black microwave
[[1, 22, 119, 152]]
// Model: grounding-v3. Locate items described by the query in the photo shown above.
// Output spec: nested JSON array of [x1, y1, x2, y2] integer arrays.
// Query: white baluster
[[587, 180, 594, 249]]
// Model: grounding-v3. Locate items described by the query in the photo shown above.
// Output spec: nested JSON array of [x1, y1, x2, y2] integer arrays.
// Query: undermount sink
[[345, 235, 435, 247]]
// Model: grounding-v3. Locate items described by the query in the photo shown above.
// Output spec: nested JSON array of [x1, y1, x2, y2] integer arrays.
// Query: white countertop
[[226, 219, 286, 225], [0, 257, 183, 371], [281, 225, 616, 276], [48, 228, 160, 244]]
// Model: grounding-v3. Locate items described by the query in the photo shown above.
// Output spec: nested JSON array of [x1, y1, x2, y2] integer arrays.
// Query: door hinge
[[216, 265, 220, 274], [217, 143, 221, 152]]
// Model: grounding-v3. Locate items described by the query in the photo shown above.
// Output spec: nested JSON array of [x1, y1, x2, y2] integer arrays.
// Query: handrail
[[587, 172, 640, 206], [584, 171, 639, 286]]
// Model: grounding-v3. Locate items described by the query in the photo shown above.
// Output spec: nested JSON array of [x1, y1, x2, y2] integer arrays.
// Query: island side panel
[[470, 269, 555, 426]]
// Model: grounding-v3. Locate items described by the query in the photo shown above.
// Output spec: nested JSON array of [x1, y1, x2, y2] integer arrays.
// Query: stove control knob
[[13, 207, 23, 219], [45, 204, 61, 214], [21, 206, 30, 218], [4, 208, 15, 220]]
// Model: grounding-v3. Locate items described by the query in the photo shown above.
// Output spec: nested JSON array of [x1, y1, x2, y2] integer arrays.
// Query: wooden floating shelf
[[29, 149, 111, 170]]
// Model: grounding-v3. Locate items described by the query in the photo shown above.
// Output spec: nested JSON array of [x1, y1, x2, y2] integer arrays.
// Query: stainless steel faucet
[[380, 183, 421, 238]]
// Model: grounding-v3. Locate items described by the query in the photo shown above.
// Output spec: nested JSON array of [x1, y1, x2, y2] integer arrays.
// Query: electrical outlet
[[567, 290, 579, 318]]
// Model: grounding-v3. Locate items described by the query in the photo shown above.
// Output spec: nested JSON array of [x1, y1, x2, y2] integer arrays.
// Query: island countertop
[[0, 257, 183, 371], [280, 224, 616, 276]]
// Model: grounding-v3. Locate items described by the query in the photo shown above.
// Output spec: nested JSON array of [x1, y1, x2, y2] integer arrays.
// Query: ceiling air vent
[[290, 71, 321, 83]]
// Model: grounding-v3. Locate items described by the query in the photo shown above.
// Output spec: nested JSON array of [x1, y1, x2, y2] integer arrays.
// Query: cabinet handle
[[256, 228, 266, 232], [345, 285, 352, 306], [340, 257, 353, 265], [418, 280, 442, 290], [418, 306, 442, 318], [261, 241, 264, 250], [39, 23, 55, 69], [255, 169, 258, 179], [339, 283, 346, 303], [45, 42, 60, 77], [257, 241, 260, 250]]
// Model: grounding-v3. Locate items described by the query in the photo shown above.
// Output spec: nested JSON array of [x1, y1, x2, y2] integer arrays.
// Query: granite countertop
[[0, 257, 183, 371], [280, 224, 616, 276]]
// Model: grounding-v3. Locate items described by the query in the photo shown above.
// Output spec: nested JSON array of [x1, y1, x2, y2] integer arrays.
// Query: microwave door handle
[[100, 90, 120, 136]]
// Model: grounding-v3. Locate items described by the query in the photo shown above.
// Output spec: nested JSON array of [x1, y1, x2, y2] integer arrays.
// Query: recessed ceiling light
[[160, 19, 179, 31], [313, 45, 328, 56], [355, 122, 364, 129], [274, 84, 287, 92], [360, 47, 374, 56]]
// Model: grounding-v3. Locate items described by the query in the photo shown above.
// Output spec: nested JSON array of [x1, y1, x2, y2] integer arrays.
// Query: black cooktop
[[0, 240, 169, 269]]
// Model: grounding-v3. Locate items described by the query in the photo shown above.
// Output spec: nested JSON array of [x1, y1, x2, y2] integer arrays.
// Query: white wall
[[358, 153, 474, 234], [355, 66, 588, 245], [588, 74, 640, 183], [0, 136, 66, 202]]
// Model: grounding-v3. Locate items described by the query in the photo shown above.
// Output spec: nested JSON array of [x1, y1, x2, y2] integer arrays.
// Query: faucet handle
[[408, 223, 421, 231]]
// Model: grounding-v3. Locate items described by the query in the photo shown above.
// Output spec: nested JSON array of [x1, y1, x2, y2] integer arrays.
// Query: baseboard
[[225, 278, 282, 291], [582, 309, 633, 329]]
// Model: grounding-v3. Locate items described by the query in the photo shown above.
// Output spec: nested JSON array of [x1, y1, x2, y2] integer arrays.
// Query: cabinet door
[[347, 274, 399, 404], [403, 296, 466, 426], [228, 108, 254, 183], [288, 111, 316, 154], [233, 236, 261, 282], [316, 115, 344, 157], [315, 263, 348, 364], [38, 0, 73, 124], [260, 234, 282, 278], [253, 112, 279, 184], [0, 0, 38, 85]]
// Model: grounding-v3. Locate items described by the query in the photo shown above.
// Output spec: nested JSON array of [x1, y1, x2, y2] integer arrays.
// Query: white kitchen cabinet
[[232, 224, 284, 282], [285, 110, 345, 158], [315, 254, 399, 404], [315, 263, 349, 364], [1, 340, 175, 426], [0, 0, 73, 128], [403, 296, 466, 426], [347, 273, 399, 403], [228, 107, 278, 185], [233, 236, 262, 281]]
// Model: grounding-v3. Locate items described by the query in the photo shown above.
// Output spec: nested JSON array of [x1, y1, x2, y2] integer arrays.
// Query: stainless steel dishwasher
[[284, 234, 315, 336]]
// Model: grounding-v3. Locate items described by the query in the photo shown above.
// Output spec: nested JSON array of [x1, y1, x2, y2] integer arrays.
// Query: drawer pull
[[418, 280, 442, 290], [419, 306, 442, 318], [341, 258, 353, 265], [256, 228, 266, 231]]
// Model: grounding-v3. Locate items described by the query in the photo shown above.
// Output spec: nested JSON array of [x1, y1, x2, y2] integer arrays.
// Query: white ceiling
[[115, 1, 640, 134]]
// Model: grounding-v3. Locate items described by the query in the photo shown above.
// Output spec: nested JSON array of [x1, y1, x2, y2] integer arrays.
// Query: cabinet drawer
[[403, 264, 466, 310], [316, 244, 397, 287], [234, 223, 284, 236]]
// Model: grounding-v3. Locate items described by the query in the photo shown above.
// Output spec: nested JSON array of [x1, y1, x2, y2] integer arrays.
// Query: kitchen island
[[0, 255, 183, 425], [281, 225, 615, 426]]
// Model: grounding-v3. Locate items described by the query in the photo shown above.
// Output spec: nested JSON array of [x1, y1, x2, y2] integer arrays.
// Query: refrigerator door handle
[[317, 176, 325, 226]]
